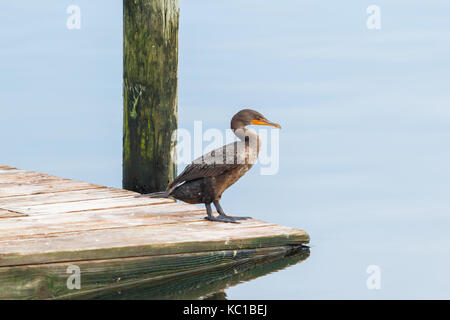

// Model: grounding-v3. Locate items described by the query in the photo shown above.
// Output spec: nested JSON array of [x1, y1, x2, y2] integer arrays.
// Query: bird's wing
[[168, 141, 248, 190], [168, 163, 240, 190]]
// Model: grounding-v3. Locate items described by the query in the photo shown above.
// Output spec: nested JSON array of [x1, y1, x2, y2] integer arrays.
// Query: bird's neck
[[233, 127, 261, 151]]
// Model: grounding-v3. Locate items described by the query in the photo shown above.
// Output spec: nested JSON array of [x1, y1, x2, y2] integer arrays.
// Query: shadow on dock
[[66, 245, 310, 300]]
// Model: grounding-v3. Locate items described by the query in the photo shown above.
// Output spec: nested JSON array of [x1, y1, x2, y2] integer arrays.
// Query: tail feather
[[136, 191, 170, 198]]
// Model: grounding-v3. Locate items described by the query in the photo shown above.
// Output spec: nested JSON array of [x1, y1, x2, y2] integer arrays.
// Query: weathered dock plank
[[83, 248, 309, 300], [0, 166, 309, 299]]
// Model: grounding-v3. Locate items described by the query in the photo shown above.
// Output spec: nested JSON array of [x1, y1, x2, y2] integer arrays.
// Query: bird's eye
[[256, 116, 261, 120]]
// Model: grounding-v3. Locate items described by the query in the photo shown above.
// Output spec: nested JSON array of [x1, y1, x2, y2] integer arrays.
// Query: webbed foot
[[213, 200, 252, 220], [204, 215, 239, 223], [205, 203, 240, 223], [224, 215, 252, 220]]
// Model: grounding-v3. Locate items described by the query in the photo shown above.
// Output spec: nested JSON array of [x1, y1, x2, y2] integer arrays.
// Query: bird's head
[[231, 109, 281, 130]]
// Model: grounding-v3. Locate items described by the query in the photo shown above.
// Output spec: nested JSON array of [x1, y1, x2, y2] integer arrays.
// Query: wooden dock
[[0, 165, 309, 299]]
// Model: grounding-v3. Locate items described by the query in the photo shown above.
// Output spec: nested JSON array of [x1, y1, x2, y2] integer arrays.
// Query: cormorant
[[145, 109, 281, 223]]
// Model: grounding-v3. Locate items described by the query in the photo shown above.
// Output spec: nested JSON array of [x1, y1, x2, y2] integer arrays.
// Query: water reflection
[[71, 246, 310, 300]]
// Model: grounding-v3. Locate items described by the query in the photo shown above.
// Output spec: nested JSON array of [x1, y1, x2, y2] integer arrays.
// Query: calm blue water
[[1, 1, 450, 299]]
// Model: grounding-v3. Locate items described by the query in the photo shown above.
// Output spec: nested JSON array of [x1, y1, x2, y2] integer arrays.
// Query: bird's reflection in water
[[75, 246, 310, 300]]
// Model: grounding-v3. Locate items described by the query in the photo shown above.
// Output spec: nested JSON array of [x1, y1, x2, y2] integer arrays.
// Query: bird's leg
[[213, 200, 252, 220], [205, 203, 239, 223]]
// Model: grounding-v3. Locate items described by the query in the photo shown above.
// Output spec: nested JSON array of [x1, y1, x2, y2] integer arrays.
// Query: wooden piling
[[123, 0, 179, 193]]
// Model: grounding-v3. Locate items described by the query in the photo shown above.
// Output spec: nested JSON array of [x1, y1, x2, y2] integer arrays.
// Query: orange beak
[[251, 119, 282, 129]]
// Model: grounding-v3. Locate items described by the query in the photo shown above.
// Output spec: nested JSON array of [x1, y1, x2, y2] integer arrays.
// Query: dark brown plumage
[[144, 109, 281, 223]]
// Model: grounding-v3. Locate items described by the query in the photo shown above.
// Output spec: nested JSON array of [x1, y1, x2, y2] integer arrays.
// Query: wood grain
[[0, 165, 309, 299]]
